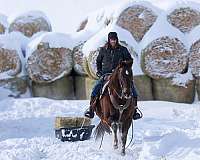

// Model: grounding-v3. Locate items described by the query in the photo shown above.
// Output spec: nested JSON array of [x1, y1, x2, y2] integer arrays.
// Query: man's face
[[109, 38, 117, 48]]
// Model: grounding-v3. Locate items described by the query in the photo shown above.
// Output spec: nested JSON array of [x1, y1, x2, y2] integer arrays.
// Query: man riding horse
[[84, 32, 142, 120]]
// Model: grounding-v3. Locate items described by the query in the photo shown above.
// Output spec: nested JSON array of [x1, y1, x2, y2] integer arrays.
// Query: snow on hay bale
[[9, 11, 52, 37], [26, 32, 74, 83], [0, 14, 8, 34], [116, 3, 158, 42], [167, 6, 200, 33], [76, 18, 88, 32], [72, 43, 87, 76], [74, 6, 115, 44], [141, 36, 188, 79]]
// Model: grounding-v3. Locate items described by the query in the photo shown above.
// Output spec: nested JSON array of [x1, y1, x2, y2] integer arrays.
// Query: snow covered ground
[[0, 97, 200, 160]]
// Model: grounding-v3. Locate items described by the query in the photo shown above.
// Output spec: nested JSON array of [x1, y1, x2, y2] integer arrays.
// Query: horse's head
[[116, 60, 133, 99]]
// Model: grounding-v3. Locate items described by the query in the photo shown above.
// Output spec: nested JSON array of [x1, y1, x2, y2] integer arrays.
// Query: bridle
[[107, 65, 133, 121]]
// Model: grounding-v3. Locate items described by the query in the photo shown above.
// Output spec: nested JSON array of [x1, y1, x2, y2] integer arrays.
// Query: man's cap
[[108, 32, 118, 40]]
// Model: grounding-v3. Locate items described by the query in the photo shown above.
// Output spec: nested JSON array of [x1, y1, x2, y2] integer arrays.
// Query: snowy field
[[1, 0, 200, 159], [0, 97, 200, 160]]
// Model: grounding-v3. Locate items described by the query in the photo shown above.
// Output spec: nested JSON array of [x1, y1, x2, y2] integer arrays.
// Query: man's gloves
[[96, 71, 103, 78]]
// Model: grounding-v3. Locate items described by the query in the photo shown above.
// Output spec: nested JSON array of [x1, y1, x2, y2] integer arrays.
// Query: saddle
[[91, 75, 111, 112]]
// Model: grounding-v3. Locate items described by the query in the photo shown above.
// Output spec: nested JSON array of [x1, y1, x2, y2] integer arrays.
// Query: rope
[[99, 132, 105, 149], [80, 117, 86, 129], [125, 119, 134, 149]]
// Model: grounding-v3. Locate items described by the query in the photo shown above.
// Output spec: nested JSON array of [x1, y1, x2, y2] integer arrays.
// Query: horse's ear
[[126, 60, 133, 67], [119, 60, 124, 67]]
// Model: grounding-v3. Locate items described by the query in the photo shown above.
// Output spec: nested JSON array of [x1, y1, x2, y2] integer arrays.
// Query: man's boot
[[133, 97, 142, 120], [84, 96, 96, 118]]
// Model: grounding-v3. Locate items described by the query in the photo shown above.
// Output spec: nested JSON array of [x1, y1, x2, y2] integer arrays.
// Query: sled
[[54, 117, 95, 142]]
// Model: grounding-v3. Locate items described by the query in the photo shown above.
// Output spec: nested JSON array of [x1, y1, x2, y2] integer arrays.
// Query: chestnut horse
[[94, 60, 135, 156]]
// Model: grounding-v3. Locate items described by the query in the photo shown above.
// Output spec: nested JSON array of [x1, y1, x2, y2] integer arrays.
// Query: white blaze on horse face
[[125, 70, 129, 75]]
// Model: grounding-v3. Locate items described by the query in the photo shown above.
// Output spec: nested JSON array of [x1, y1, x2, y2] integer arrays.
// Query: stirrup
[[133, 108, 143, 120]]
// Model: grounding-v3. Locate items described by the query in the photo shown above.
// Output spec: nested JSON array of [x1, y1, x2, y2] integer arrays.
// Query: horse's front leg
[[111, 122, 118, 149], [120, 120, 132, 156]]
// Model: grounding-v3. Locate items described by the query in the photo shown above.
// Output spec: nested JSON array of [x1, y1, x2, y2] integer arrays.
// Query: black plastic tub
[[55, 125, 95, 142]]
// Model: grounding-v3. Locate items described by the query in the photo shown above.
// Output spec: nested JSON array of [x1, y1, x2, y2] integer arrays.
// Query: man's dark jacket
[[96, 44, 133, 75]]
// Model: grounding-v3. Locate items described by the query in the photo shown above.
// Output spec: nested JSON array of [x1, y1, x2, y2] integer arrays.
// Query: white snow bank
[[188, 25, 200, 47], [0, 13, 8, 29], [72, 5, 116, 44], [0, 98, 200, 160]]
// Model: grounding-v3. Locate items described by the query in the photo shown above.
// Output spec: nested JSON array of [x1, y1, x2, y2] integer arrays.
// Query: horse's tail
[[94, 120, 112, 140]]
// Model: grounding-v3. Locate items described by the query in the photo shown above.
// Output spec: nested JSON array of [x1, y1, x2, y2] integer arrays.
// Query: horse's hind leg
[[111, 122, 118, 149]]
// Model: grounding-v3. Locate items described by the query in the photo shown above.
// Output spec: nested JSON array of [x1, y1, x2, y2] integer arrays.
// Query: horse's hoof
[[113, 145, 118, 149]]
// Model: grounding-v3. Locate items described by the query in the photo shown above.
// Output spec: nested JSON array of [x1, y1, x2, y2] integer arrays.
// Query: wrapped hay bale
[[141, 36, 188, 79], [74, 76, 96, 99], [26, 32, 73, 83], [167, 7, 200, 33], [26, 32, 75, 99], [0, 33, 30, 99], [0, 33, 26, 78], [188, 28, 200, 101], [116, 5, 157, 42], [9, 11, 52, 37], [0, 48, 21, 77], [152, 77, 195, 103], [189, 39, 200, 78], [55, 117, 91, 129], [86, 48, 101, 80], [133, 75, 154, 100], [72, 43, 87, 76]]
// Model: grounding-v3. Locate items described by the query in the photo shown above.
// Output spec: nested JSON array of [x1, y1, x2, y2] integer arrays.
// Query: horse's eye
[[125, 70, 129, 75]]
